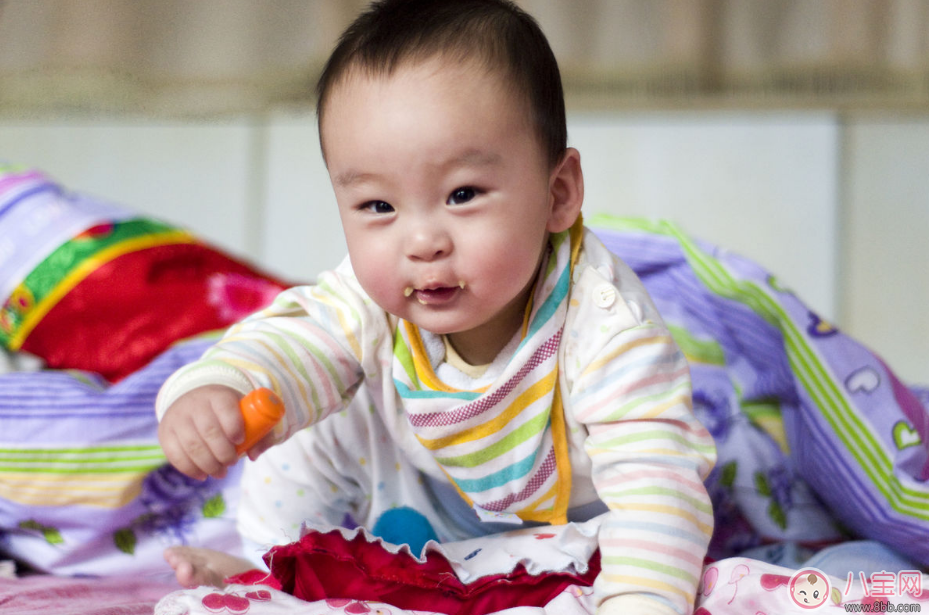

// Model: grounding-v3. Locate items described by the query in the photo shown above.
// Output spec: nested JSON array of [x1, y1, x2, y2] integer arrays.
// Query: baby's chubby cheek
[[354, 266, 404, 314]]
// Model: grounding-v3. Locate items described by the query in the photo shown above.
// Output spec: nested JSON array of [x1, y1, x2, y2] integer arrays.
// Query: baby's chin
[[398, 312, 469, 335], [401, 305, 487, 336]]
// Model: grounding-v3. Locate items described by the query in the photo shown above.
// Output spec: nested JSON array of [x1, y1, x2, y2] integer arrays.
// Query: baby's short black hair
[[316, 0, 567, 169]]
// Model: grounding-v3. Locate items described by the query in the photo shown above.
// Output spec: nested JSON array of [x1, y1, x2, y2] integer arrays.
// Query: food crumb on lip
[[406, 284, 465, 305], [405, 283, 464, 297]]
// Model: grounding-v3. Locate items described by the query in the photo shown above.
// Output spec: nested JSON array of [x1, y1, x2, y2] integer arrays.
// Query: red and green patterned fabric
[[0, 164, 287, 381]]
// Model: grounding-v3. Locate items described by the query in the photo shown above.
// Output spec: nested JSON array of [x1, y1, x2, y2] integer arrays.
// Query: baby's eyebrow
[[333, 150, 501, 188], [445, 150, 502, 169], [333, 170, 379, 188]]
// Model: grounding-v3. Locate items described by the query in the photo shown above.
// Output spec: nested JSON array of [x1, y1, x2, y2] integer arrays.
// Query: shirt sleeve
[[565, 257, 716, 615], [155, 260, 389, 441]]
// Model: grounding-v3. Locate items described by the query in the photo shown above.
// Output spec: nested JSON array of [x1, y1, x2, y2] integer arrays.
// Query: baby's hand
[[158, 384, 248, 480]]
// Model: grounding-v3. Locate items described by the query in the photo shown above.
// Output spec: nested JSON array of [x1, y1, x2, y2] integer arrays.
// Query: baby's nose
[[406, 224, 452, 261]]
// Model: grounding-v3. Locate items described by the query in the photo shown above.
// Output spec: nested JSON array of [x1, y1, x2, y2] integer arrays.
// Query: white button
[[594, 284, 616, 308]]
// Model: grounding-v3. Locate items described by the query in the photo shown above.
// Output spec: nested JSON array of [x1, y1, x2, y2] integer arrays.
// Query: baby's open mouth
[[405, 281, 466, 305]]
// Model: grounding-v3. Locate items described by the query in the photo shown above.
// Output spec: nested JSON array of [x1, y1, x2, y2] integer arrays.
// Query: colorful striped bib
[[393, 220, 583, 524]]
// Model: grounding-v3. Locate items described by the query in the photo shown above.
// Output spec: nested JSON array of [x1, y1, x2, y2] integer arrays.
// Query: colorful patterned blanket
[[0, 163, 286, 381], [0, 165, 285, 576], [587, 213, 929, 568]]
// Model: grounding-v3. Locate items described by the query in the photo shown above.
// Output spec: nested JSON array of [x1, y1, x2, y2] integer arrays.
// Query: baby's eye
[[447, 187, 479, 205], [361, 201, 394, 214]]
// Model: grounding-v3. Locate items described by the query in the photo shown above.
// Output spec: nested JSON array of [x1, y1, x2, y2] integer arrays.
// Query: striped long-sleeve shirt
[[156, 228, 716, 615]]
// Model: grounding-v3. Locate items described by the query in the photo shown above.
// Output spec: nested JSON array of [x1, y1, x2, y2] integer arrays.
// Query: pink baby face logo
[[789, 568, 831, 609]]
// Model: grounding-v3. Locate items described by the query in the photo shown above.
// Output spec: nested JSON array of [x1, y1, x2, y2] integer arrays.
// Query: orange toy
[[236, 388, 285, 455]]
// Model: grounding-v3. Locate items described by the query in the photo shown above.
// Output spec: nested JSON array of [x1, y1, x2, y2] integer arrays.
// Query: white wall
[[569, 112, 839, 317], [1, 111, 925, 384], [842, 117, 929, 385], [0, 118, 261, 259]]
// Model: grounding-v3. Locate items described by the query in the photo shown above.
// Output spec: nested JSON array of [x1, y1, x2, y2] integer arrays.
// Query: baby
[[156, 1, 716, 614]]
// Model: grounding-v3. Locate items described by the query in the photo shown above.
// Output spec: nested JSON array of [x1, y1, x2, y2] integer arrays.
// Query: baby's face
[[791, 571, 829, 608], [321, 58, 560, 361]]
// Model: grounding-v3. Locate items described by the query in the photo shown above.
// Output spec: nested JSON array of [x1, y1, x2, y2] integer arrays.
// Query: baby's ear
[[547, 147, 584, 233]]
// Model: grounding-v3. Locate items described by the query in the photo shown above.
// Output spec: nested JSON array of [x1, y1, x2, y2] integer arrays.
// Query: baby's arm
[[569, 320, 715, 615], [156, 264, 387, 476]]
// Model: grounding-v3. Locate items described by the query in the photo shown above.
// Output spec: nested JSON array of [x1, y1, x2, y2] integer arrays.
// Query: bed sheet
[[154, 524, 929, 615], [156, 560, 929, 615], [0, 574, 178, 615]]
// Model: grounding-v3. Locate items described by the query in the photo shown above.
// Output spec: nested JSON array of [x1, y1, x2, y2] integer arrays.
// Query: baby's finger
[[211, 391, 247, 448], [173, 446, 209, 481], [159, 424, 207, 480], [246, 431, 277, 461], [187, 412, 238, 475]]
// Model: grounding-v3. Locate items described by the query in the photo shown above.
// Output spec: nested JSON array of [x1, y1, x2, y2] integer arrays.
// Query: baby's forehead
[[318, 54, 541, 164]]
